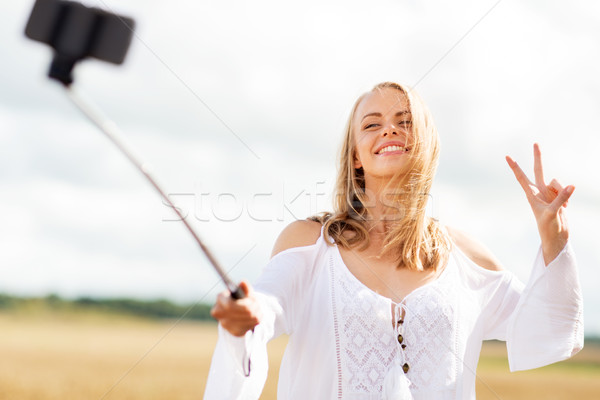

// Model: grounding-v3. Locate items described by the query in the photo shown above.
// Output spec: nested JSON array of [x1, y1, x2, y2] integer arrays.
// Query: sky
[[1, 0, 599, 334]]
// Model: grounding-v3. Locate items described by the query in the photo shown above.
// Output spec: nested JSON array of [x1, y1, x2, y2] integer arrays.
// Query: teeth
[[378, 145, 407, 154]]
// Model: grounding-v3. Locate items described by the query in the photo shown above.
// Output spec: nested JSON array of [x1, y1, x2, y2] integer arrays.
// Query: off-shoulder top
[[204, 226, 583, 399]]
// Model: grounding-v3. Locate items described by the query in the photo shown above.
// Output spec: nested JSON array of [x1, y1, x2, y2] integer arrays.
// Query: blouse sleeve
[[479, 242, 584, 372], [203, 240, 323, 399], [505, 242, 584, 371]]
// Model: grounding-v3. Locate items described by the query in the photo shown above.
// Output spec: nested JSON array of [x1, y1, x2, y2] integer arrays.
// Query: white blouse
[[204, 227, 583, 399]]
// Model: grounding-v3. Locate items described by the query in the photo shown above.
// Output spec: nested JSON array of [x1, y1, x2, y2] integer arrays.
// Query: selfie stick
[[65, 88, 246, 300], [24, 0, 245, 300]]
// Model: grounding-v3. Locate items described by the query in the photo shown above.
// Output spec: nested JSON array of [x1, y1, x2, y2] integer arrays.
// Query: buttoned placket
[[393, 302, 410, 374]]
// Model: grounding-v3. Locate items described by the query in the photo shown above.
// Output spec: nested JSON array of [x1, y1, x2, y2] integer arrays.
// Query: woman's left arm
[[506, 143, 574, 265], [500, 143, 583, 371]]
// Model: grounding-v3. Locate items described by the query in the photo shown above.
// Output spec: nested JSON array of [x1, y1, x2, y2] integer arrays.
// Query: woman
[[204, 82, 583, 399]]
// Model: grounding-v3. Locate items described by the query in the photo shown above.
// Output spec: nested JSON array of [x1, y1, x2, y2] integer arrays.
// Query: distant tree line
[[2, 293, 600, 345], [0, 293, 215, 321]]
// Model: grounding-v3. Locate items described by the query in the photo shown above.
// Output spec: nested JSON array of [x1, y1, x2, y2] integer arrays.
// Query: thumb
[[550, 185, 574, 214], [239, 280, 252, 296], [229, 280, 252, 300]]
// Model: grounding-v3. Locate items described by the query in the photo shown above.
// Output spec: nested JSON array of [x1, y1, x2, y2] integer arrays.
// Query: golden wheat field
[[0, 310, 598, 399]]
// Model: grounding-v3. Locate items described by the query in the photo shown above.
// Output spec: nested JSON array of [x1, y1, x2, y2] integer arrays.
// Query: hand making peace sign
[[506, 143, 575, 265]]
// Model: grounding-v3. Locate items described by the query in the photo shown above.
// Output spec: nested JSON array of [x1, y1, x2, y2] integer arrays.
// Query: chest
[[336, 246, 442, 304]]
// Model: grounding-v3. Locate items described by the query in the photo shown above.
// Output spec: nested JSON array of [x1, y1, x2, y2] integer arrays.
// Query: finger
[[506, 156, 535, 200], [214, 291, 228, 310], [533, 143, 550, 197], [217, 290, 231, 304], [547, 179, 560, 197], [210, 291, 230, 318], [210, 301, 223, 319], [549, 178, 563, 191], [215, 290, 251, 315], [549, 179, 568, 207], [212, 297, 252, 320], [548, 179, 563, 195], [549, 185, 574, 214]]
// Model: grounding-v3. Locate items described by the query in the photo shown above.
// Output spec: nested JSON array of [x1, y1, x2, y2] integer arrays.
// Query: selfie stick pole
[[63, 85, 246, 300], [23, 0, 245, 300]]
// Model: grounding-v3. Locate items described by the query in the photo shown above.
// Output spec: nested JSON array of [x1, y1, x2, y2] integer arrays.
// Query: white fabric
[[204, 227, 583, 399]]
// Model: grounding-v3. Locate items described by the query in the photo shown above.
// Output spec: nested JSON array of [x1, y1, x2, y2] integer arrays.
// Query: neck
[[361, 175, 406, 235]]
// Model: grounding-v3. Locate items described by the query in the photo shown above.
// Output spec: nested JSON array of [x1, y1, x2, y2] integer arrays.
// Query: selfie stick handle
[[64, 85, 245, 300]]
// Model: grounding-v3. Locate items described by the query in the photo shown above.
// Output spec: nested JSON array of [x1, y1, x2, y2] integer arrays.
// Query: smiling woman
[[326, 82, 448, 274], [205, 82, 583, 400]]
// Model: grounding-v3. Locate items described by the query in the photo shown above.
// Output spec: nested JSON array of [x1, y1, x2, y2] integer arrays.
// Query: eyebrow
[[361, 111, 411, 122]]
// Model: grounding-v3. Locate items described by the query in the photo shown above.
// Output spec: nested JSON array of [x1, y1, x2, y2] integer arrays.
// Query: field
[[0, 310, 598, 399]]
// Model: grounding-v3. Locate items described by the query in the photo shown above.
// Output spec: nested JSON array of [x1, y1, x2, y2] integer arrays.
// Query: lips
[[375, 141, 409, 155]]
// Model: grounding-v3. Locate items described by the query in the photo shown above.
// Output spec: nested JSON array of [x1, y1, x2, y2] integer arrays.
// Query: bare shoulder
[[271, 219, 323, 258], [446, 226, 504, 271]]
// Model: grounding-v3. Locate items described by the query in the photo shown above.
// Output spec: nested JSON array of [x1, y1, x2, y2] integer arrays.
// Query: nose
[[382, 122, 399, 137]]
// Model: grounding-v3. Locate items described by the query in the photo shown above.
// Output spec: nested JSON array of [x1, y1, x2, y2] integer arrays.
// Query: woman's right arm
[[204, 219, 322, 399]]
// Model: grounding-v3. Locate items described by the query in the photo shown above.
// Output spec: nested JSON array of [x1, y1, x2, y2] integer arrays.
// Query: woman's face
[[352, 88, 413, 180]]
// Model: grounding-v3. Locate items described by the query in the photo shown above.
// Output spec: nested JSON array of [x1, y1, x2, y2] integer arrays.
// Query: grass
[[475, 340, 600, 399], [0, 309, 598, 399]]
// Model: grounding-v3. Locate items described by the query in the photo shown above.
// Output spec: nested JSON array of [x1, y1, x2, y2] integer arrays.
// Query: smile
[[376, 145, 408, 155]]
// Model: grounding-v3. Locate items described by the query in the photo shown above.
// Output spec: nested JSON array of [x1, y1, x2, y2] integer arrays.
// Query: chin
[[366, 168, 409, 181]]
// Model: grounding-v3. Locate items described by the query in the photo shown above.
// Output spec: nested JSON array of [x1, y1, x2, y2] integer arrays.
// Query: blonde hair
[[311, 82, 451, 271]]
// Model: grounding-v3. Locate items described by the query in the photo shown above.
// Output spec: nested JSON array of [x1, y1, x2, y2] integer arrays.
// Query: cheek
[[352, 130, 376, 166], [354, 134, 372, 156], [354, 139, 366, 155]]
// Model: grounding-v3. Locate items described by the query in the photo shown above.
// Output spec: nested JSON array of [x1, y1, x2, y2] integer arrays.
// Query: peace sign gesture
[[506, 143, 575, 265]]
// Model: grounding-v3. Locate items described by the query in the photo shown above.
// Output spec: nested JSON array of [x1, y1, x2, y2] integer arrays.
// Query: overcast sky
[[1, 0, 599, 334]]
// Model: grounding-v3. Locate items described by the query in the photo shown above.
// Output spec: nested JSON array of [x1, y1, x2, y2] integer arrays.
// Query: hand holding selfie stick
[[24, 0, 246, 300]]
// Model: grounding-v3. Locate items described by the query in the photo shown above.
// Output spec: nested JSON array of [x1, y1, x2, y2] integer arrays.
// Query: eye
[[399, 121, 412, 127], [364, 123, 379, 129]]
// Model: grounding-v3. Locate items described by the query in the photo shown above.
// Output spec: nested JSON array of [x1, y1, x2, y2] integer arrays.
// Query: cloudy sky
[[1, 0, 599, 334]]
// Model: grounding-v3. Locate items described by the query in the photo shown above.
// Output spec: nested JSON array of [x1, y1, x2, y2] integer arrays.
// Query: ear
[[353, 152, 362, 169]]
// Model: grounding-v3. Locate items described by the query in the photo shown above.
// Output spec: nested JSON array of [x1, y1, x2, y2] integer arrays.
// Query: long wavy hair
[[310, 82, 451, 271]]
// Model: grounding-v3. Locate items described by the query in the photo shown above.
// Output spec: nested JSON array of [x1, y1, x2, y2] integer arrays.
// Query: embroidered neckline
[[332, 243, 453, 305]]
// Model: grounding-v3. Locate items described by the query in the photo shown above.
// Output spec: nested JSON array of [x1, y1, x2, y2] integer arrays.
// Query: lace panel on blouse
[[330, 246, 459, 399]]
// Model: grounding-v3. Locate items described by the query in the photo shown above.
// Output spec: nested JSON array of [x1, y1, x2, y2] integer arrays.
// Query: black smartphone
[[25, 0, 135, 65]]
